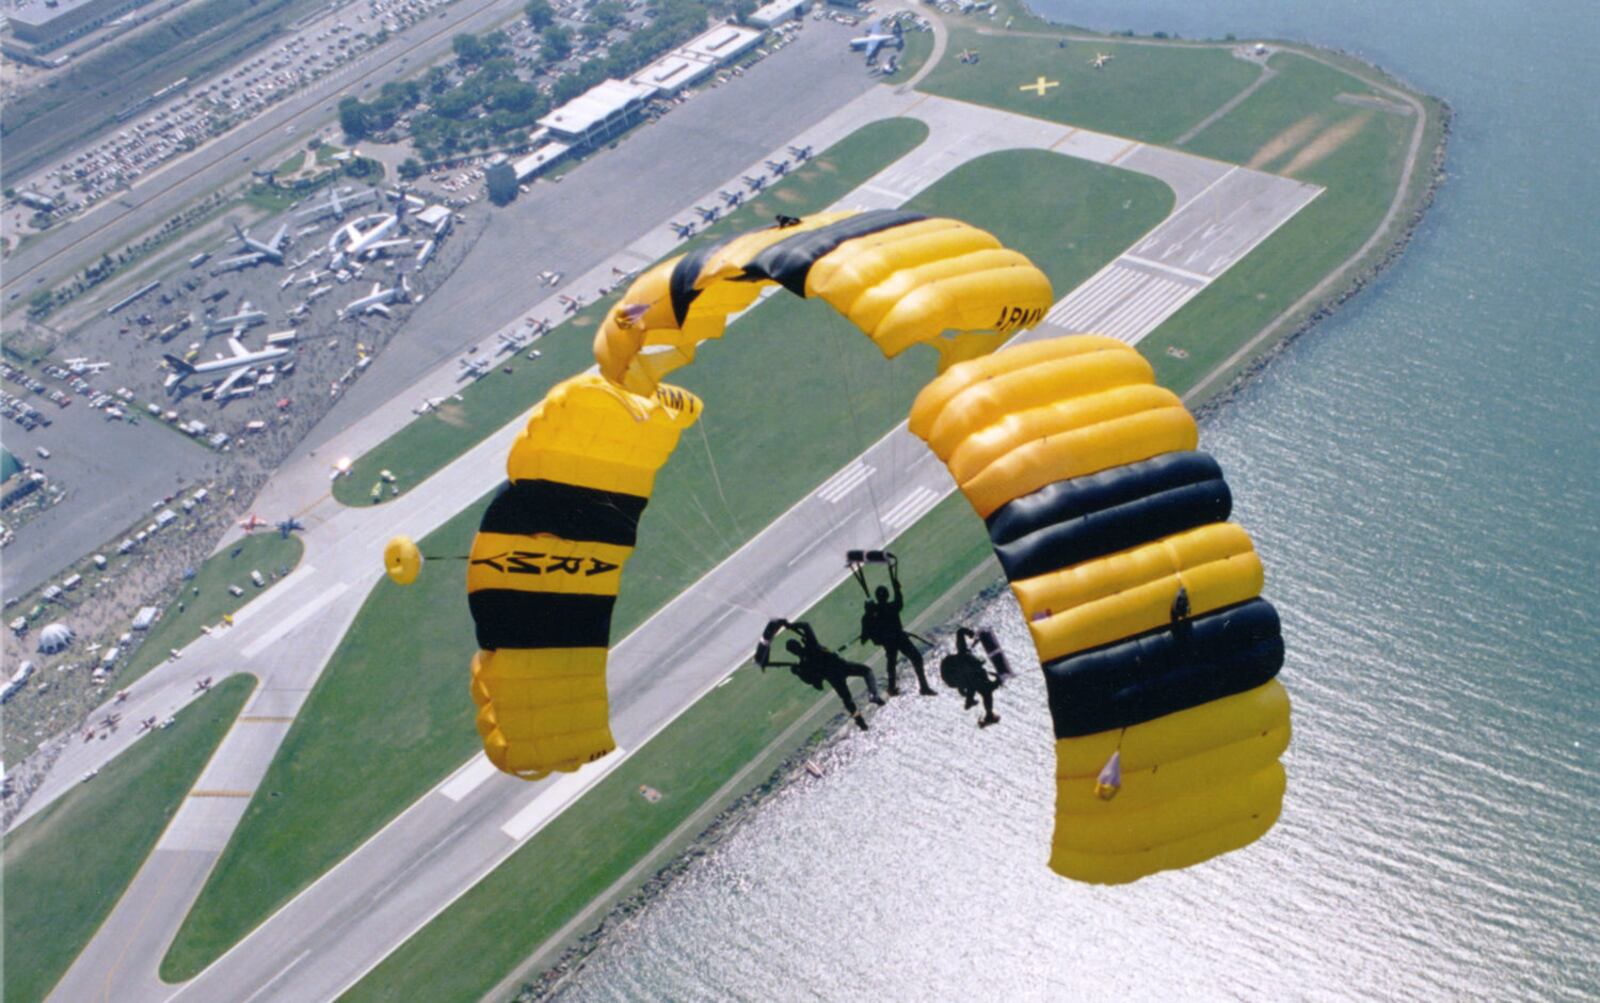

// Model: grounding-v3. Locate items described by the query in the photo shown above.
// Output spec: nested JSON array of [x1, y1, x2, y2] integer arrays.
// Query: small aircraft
[[413, 396, 446, 415], [694, 204, 720, 222], [957, 47, 980, 64], [764, 159, 790, 176], [276, 517, 305, 538], [1090, 52, 1113, 68], [496, 331, 529, 355], [194, 676, 214, 693], [81, 769, 99, 783], [670, 220, 697, 239], [537, 270, 563, 287], [742, 174, 767, 192], [524, 317, 551, 337], [718, 189, 743, 207], [788, 145, 814, 161], [240, 513, 267, 531], [457, 357, 491, 381], [557, 293, 585, 314], [339, 276, 411, 320], [64, 357, 111, 375], [850, 18, 905, 62], [100, 713, 121, 730], [83, 729, 96, 744], [114, 689, 130, 704], [279, 272, 299, 290], [137, 716, 158, 734]]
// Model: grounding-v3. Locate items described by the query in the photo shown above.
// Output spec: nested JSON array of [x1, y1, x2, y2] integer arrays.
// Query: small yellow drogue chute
[[383, 535, 423, 586]]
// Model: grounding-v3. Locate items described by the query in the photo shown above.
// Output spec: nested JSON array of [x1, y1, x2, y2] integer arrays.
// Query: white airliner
[[339, 276, 411, 320], [164, 337, 290, 394]]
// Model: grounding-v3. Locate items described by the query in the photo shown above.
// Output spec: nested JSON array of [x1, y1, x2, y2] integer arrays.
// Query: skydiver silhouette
[[939, 627, 1001, 727], [763, 620, 884, 730], [857, 555, 933, 696]]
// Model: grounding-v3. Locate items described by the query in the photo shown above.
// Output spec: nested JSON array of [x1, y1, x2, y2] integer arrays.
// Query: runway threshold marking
[[439, 754, 498, 802], [500, 749, 630, 841], [1124, 254, 1213, 284], [190, 789, 252, 798]]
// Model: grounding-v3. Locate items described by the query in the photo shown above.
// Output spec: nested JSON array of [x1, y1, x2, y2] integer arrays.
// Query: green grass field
[[1136, 51, 1421, 389], [328, 118, 932, 507], [118, 533, 304, 687], [1, 675, 253, 1003], [919, 29, 1260, 144], [344, 495, 996, 1001], [161, 149, 1170, 979]]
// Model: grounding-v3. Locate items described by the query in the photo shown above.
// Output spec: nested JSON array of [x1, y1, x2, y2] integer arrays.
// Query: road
[[33, 80, 1320, 1002], [1, 0, 523, 300]]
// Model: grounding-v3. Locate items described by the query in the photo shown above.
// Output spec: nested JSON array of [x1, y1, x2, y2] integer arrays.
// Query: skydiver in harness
[[939, 627, 1004, 728], [851, 551, 934, 697], [757, 619, 884, 731]]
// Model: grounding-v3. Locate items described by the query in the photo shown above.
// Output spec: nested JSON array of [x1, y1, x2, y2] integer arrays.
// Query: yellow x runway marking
[[1019, 76, 1059, 96]]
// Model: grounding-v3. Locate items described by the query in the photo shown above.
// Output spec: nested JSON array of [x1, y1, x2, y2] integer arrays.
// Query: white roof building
[[537, 79, 657, 146], [37, 622, 75, 654], [678, 25, 764, 66], [512, 142, 573, 182], [749, 0, 806, 27], [630, 53, 715, 96]]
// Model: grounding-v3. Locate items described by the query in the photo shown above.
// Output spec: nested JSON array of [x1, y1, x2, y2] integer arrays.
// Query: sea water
[[554, 1, 1600, 998]]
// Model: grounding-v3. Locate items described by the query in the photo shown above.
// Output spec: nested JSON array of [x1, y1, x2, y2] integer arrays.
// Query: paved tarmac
[[32, 78, 1321, 1003]]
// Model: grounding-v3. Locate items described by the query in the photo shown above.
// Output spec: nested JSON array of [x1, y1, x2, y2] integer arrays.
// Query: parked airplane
[[765, 159, 790, 176], [63, 357, 111, 375], [164, 337, 290, 393], [194, 676, 213, 693], [694, 204, 721, 222], [538, 270, 563, 287], [226, 222, 289, 266], [277, 517, 305, 538], [1090, 51, 1114, 68], [339, 276, 411, 320], [743, 174, 767, 192], [295, 186, 373, 222], [239, 513, 267, 531], [100, 713, 121, 730], [457, 357, 491, 381], [137, 716, 158, 734], [557, 293, 585, 314], [788, 144, 814, 161], [204, 301, 268, 334], [719, 189, 743, 207], [329, 199, 407, 269], [671, 220, 697, 239], [114, 688, 130, 704], [496, 331, 529, 355], [850, 18, 905, 61]]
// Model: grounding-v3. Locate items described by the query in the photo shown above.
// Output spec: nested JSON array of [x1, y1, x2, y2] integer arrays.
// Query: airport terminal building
[[4, 0, 155, 54]]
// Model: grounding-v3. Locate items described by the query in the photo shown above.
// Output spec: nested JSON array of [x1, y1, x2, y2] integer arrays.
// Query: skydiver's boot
[[979, 712, 1000, 728], [853, 713, 869, 731]]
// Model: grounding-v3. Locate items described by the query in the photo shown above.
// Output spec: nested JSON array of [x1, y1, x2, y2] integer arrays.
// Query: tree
[[486, 163, 518, 205], [426, 66, 452, 95], [593, 1, 627, 28], [489, 78, 539, 113], [433, 87, 476, 120], [731, 0, 756, 23], [524, 0, 554, 29], [452, 32, 486, 65], [542, 24, 573, 61], [581, 22, 609, 44], [338, 97, 369, 140], [398, 158, 424, 180]]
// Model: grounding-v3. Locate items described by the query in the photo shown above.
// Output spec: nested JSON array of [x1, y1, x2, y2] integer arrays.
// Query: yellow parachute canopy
[[383, 535, 422, 586]]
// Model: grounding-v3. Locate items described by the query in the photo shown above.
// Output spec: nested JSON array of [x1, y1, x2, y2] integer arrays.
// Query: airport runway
[[34, 88, 1319, 1003]]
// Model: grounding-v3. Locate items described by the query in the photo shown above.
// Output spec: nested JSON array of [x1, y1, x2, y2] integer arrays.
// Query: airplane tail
[[163, 354, 195, 374]]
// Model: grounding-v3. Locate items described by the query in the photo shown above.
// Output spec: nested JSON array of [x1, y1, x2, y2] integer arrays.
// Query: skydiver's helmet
[[785, 638, 805, 657], [875, 585, 890, 602]]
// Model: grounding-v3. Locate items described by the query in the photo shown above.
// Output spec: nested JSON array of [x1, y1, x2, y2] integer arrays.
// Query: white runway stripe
[[1049, 266, 1147, 329], [1102, 279, 1201, 343], [883, 486, 940, 528], [817, 461, 874, 503]]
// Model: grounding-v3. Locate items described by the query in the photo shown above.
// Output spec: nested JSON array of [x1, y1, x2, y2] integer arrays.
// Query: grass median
[[918, 27, 1260, 144], [161, 149, 1171, 979], [1, 675, 253, 1003], [1137, 50, 1431, 391], [329, 117, 933, 507]]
